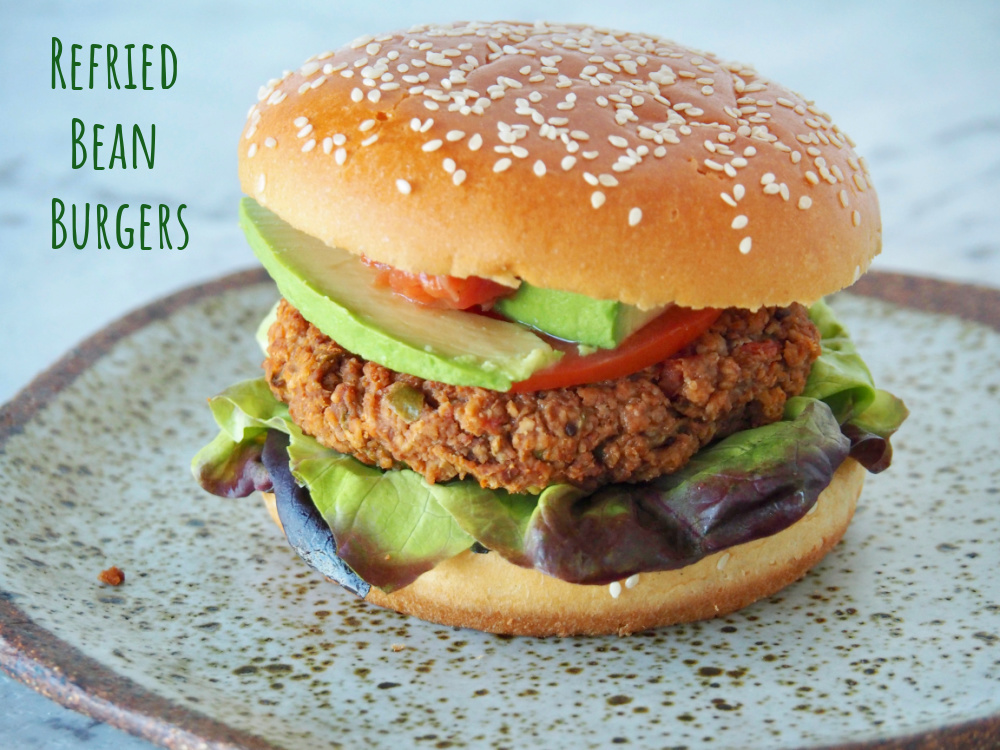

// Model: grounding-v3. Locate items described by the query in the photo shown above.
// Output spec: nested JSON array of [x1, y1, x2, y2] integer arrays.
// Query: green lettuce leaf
[[190, 378, 288, 497], [290, 436, 475, 590], [803, 299, 877, 422], [191, 378, 476, 591]]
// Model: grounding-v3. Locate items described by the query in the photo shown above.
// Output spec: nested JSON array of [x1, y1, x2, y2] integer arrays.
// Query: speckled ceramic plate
[[1, 270, 999, 750]]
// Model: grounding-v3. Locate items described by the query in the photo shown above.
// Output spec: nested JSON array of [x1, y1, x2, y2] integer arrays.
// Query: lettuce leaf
[[436, 400, 848, 584], [192, 378, 475, 591], [191, 378, 287, 497], [261, 430, 371, 598], [192, 302, 907, 592]]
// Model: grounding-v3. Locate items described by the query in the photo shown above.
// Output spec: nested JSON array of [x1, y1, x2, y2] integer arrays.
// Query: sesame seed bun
[[262, 458, 864, 636], [239, 21, 880, 310]]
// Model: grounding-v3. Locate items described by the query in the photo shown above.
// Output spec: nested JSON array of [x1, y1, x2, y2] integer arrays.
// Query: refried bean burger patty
[[264, 299, 822, 494]]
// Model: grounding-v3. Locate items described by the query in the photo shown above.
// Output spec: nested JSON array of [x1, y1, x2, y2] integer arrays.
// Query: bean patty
[[264, 300, 821, 494]]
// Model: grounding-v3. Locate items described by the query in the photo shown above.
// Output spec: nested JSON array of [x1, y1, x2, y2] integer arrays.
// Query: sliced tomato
[[363, 257, 513, 310], [510, 306, 722, 393]]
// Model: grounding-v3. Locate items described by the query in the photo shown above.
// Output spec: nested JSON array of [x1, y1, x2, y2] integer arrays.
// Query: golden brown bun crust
[[239, 21, 880, 309], [263, 458, 864, 636]]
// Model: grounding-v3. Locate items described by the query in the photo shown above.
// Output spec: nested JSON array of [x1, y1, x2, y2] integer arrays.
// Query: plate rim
[[1, 268, 998, 750]]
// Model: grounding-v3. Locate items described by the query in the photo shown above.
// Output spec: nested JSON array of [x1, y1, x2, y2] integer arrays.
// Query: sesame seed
[[583, 172, 599, 186], [396, 178, 412, 194], [598, 174, 618, 187], [628, 207, 642, 226], [367, 89, 381, 103], [591, 191, 606, 208], [732, 215, 748, 229], [422, 139, 443, 152], [763, 183, 781, 195], [733, 184, 745, 200], [293, 116, 309, 128], [446, 130, 466, 141], [333, 133, 346, 146], [625, 574, 639, 589], [608, 135, 629, 148], [739, 237, 752, 254], [359, 119, 376, 132], [493, 158, 512, 172], [805, 171, 820, 185], [839, 190, 850, 207], [704, 159, 724, 171], [301, 139, 316, 152], [351, 88, 364, 103], [247, 143, 257, 158], [334, 147, 347, 165], [852, 210, 862, 226], [442, 158, 456, 174], [350, 34, 374, 50], [300, 61, 321, 76], [533, 160, 546, 177], [256, 174, 266, 193], [561, 155, 577, 170], [716, 552, 731, 571], [453, 169, 467, 185], [297, 124, 313, 138], [721, 193, 737, 207], [264, 137, 277, 149], [798, 196, 812, 209], [609, 581, 622, 599], [361, 134, 378, 146], [468, 133, 483, 151]]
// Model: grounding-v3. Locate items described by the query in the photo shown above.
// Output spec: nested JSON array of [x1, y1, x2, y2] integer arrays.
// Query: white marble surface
[[1, 1, 998, 747]]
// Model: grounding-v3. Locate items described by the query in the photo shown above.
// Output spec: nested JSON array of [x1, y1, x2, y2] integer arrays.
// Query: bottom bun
[[263, 458, 864, 637]]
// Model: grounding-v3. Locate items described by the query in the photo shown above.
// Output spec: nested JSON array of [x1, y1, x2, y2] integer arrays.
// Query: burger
[[193, 21, 907, 636]]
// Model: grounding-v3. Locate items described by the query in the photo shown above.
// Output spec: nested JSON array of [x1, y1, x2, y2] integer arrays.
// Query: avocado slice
[[240, 198, 561, 391], [494, 283, 665, 349]]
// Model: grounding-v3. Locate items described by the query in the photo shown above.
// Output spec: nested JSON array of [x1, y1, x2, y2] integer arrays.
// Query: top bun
[[239, 21, 880, 310]]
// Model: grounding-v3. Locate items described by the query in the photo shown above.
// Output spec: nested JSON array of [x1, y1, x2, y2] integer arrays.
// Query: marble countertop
[[2, 1, 998, 747]]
